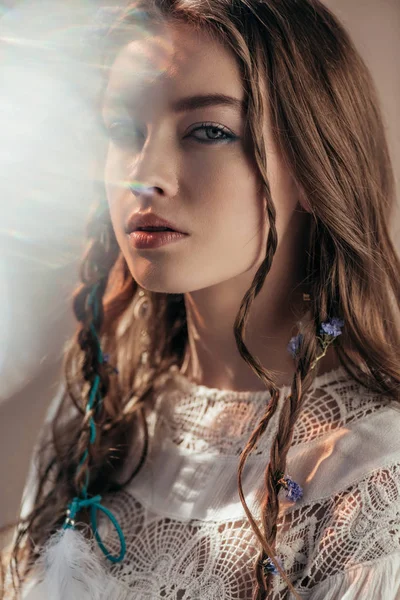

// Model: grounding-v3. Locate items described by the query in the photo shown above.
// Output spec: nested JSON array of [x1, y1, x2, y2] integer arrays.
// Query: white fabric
[[19, 364, 400, 599], [306, 553, 400, 600]]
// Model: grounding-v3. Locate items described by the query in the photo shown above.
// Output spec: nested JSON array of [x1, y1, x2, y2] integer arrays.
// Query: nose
[[125, 126, 179, 201], [129, 182, 160, 197]]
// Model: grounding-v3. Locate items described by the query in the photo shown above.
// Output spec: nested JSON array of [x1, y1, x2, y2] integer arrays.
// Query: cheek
[[217, 155, 265, 234], [104, 145, 123, 199], [104, 147, 129, 215], [104, 147, 127, 242], [198, 154, 262, 238], [197, 167, 267, 268], [190, 146, 261, 215]]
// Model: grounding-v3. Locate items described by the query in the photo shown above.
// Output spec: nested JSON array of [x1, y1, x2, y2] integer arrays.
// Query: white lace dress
[[20, 365, 400, 599]]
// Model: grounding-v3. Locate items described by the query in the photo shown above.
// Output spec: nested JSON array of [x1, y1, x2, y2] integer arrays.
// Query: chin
[[130, 274, 190, 295], [126, 258, 210, 295]]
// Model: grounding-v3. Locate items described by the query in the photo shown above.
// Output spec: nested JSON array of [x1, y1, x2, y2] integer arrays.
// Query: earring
[[133, 289, 151, 319], [303, 293, 311, 302], [133, 289, 151, 366]]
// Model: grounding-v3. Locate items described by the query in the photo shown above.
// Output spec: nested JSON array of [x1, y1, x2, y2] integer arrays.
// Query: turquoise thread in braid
[[76, 373, 101, 489], [63, 281, 126, 562], [63, 495, 126, 563]]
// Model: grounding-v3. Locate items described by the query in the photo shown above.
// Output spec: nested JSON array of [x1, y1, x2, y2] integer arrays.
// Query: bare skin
[[103, 21, 340, 392]]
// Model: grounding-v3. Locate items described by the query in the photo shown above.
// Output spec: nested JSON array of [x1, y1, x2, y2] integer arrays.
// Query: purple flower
[[262, 555, 283, 576], [320, 317, 344, 338], [284, 476, 303, 502], [287, 333, 303, 358], [101, 353, 119, 374]]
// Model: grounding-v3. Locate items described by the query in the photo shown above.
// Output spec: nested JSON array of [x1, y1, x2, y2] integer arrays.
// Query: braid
[[69, 196, 188, 499], [236, 232, 341, 599], [234, 184, 295, 597], [234, 175, 323, 599], [69, 195, 120, 500], [73, 280, 110, 495], [256, 321, 319, 599]]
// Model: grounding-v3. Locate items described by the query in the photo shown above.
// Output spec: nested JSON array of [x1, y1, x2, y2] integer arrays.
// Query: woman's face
[[103, 21, 303, 294]]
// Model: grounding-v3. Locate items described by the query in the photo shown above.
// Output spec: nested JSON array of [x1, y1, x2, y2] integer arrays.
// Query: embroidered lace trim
[[157, 365, 388, 455], [97, 460, 400, 599]]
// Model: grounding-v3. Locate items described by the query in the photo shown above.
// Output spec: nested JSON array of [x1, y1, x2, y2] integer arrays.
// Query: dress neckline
[[166, 364, 348, 402]]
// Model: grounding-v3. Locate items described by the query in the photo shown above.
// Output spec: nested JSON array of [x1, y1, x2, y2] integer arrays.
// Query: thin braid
[[70, 196, 119, 496], [70, 195, 188, 492], [234, 178, 310, 599], [236, 387, 281, 547], [237, 323, 320, 600], [234, 197, 295, 593], [256, 325, 319, 598], [74, 280, 110, 494], [233, 185, 278, 388], [256, 261, 337, 596]]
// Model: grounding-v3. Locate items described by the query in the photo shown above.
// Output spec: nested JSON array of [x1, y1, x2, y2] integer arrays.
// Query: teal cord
[[63, 281, 126, 563], [63, 495, 126, 562], [90, 498, 127, 563], [76, 373, 101, 482]]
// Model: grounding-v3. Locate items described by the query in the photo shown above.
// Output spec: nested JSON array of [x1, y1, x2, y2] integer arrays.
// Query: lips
[[125, 212, 187, 234], [136, 226, 175, 232]]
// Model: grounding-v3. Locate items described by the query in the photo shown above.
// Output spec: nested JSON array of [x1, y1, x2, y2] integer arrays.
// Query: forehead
[[105, 22, 246, 111]]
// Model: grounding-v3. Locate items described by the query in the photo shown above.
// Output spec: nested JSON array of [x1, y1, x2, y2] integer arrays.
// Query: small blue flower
[[320, 317, 344, 338], [287, 333, 303, 358], [262, 555, 283, 576], [277, 474, 303, 502], [284, 476, 303, 502], [101, 353, 119, 374]]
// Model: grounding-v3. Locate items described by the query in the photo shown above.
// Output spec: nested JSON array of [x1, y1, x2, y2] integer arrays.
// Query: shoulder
[[281, 448, 400, 597], [290, 368, 400, 488], [281, 375, 400, 597], [288, 370, 400, 503]]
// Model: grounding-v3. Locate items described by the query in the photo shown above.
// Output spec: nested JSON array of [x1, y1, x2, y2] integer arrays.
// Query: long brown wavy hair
[[2, 1, 400, 598]]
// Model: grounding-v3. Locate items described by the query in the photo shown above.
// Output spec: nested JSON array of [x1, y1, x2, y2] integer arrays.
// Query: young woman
[[2, 0, 400, 599]]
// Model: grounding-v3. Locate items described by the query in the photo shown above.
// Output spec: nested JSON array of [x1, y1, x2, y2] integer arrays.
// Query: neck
[[179, 216, 340, 393]]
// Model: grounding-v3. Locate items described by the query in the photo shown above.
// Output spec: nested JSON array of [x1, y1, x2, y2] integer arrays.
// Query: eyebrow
[[171, 93, 247, 114], [103, 92, 247, 115]]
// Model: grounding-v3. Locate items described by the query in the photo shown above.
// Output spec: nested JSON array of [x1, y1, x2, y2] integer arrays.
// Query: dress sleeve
[[306, 553, 400, 600]]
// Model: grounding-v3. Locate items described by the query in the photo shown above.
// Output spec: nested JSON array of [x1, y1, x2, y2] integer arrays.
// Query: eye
[[103, 119, 142, 148], [187, 122, 235, 144], [103, 119, 236, 148]]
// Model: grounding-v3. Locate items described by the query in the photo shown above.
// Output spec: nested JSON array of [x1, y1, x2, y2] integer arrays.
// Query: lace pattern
[[276, 460, 400, 596], [98, 492, 257, 599], [157, 366, 388, 455], [96, 460, 400, 599], [19, 366, 400, 600]]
